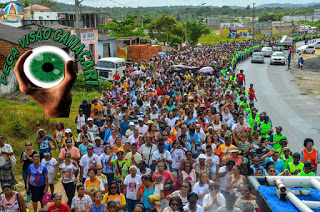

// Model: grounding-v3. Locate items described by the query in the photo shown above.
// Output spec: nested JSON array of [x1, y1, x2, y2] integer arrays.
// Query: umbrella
[[199, 67, 214, 73], [130, 70, 144, 76], [158, 52, 166, 56]]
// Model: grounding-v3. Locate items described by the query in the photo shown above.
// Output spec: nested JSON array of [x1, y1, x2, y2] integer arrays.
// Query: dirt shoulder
[[290, 50, 320, 100]]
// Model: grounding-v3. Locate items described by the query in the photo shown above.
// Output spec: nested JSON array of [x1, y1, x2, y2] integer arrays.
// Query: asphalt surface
[[235, 40, 320, 153]]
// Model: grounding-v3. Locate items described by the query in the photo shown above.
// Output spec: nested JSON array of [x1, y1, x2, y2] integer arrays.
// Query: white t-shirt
[[183, 204, 204, 212], [59, 162, 77, 183], [152, 150, 172, 170], [140, 144, 157, 166], [216, 206, 241, 212], [41, 158, 57, 173], [137, 125, 149, 135], [137, 168, 151, 177], [0, 144, 13, 166], [154, 183, 164, 197], [193, 182, 210, 207], [171, 149, 185, 169], [218, 166, 230, 192], [170, 190, 188, 206], [165, 117, 179, 129], [206, 154, 220, 174], [79, 154, 101, 179], [203, 192, 225, 212], [124, 175, 142, 200]]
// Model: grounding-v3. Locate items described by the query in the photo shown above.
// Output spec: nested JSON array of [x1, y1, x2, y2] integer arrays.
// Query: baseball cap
[[198, 154, 206, 159], [138, 117, 144, 122], [95, 137, 102, 141], [88, 118, 93, 121], [65, 129, 72, 133], [276, 126, 283, 131], [44, 152, 51, 157], [129, 122, 135, 126]]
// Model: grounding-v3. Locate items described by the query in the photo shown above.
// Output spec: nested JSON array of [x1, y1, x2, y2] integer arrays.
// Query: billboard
[[1, 2, 24, 23], [221, 27, 253, 39]]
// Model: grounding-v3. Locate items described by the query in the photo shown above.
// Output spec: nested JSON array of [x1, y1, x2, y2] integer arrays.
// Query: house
[[98, 34, 117, 58], [0, 23, 67, 96], [24, 4, 51, 20]]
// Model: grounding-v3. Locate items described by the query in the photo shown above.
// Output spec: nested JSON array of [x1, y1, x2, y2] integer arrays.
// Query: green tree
[[100, 15, 145, 37], [22, 0, 30, 7], [148, 14, 184, 44], [186, 20, 211, 46], [37, 0, 61, 11], [169, 34, 183, 47]]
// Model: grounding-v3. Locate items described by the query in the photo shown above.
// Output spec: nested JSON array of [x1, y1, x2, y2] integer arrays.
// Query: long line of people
[[1, 34, 320, 212]]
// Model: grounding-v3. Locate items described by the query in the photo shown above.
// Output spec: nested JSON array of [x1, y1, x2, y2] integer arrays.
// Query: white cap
[[129, 122, 135, 126], [65, 129, 72, 133], [198, 154, 207, 160], [138, 117, 144, 121], [87, 118, 93, 121]]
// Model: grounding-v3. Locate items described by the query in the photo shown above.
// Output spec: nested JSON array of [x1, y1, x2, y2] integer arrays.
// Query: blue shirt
[[120, 121, 130, 136], [265, 157, 285, 173], [142, 186, 155, 209], [187, 133, 200, 143], [78, 143, 94, 155], [27, 163, 48, 186], [37, 135, 51, 153]]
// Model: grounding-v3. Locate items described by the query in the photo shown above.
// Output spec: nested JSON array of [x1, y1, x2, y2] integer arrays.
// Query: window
[[96, 61, 115, 69]]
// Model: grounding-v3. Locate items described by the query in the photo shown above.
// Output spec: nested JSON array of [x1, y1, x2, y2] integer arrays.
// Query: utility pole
[[75, 0, 83, 73], [252, 3, 255, 39], [185, 12, 188, 46]]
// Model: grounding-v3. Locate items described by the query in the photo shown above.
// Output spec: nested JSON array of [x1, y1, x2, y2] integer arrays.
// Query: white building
[[33, 12, 58, 20]]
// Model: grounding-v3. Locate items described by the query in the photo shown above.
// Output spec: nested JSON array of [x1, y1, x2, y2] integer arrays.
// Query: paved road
[[235, 41, 320, 152]]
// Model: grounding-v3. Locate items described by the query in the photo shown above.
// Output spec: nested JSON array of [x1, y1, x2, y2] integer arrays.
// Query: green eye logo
[[24, 46, 71, 88]]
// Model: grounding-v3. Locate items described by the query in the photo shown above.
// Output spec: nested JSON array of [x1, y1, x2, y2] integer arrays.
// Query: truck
[[280, 35, 293, 50]]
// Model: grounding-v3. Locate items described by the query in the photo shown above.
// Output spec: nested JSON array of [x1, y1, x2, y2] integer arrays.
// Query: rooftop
[[24, 4, 51, 10], [0, 23, 66, 49]]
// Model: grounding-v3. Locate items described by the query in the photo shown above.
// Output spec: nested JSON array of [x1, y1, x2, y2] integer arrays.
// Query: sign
[[220, 23, 244, 29], [1, 3, 24, 23], [80, 29, 97, 42]]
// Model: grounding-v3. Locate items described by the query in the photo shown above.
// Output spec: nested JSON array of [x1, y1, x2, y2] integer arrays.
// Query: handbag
[[42, 194, 51, 204], [9, 155, 16, 167]]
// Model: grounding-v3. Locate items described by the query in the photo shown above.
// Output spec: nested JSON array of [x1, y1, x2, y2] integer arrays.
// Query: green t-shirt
[[112, 159, 130, 182], [288, 162, 304, 176], [281, 155, 292, 170], [272, 133, 286, 151], [298, 171, 315, 176]]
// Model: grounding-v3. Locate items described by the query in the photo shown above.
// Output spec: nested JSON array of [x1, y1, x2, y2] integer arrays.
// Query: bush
[[72, 73, 112, 93]]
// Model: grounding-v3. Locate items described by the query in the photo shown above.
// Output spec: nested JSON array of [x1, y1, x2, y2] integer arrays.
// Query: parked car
[[272, 43, 284, 52], [261, 47, 273, 57], [296, 45, 315, 54], [96, 57, 126, 81], [251, 52, 264, 63], [270, 52, 286, 65], [311, 41, 320, 49]]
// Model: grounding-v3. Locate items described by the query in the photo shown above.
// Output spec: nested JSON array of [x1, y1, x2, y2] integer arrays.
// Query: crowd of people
[[1, 34, 320, 212]]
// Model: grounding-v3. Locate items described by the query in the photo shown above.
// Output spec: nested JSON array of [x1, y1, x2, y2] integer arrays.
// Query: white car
[[296, 45, 315, 54], [261, 47, 273, 57], [311, 41, 320, 49], [270, 52, 286, 65]]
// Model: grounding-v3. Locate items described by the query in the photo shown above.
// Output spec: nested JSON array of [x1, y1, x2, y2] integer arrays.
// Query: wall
[[271, 26, 294, 35], [0, 39, 31, 96], [71, 28, 99, 63], [98, 39, 117, 58], [33, 12, 58, 20], [126, 44, 162, 62], [283, 15, 320, 22]]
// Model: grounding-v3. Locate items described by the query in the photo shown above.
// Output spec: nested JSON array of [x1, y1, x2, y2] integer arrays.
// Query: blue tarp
[[258, 185, 320, 212]]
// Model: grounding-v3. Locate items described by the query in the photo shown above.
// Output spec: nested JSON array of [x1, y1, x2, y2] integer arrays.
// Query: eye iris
[[29, 52, 64, 83]]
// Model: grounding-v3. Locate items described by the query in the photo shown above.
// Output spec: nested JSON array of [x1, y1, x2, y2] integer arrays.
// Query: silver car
[[261, 47, 273, 57], [251, 52, 264, 63], [296, 45, 316, 54], [270, 52, 286, 65], [272, 44, 284, 52]]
